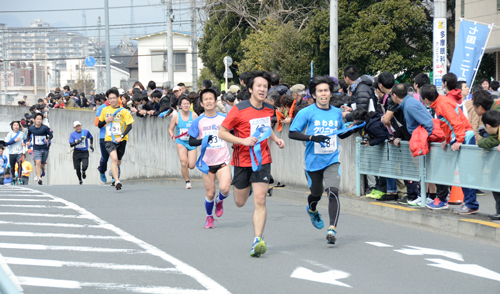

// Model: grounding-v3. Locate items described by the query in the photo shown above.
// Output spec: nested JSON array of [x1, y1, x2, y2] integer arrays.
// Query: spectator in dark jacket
[[268, 72, 291, 97], [343, 65, 379, 121]]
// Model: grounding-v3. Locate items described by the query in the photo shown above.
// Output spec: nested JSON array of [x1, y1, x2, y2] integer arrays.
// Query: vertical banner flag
[[433, 18, 447, 88], [450, 19, 493, 87], [311, 60, 314, 78]]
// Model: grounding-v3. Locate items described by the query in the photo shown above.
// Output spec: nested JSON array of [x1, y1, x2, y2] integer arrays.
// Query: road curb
[[270, 186, 500, 243], [0, 253, 23, 294]]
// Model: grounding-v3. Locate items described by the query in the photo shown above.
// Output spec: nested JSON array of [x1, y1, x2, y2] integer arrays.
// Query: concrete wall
[[44, 109, 358, 195], [0, 106, 30, 138]]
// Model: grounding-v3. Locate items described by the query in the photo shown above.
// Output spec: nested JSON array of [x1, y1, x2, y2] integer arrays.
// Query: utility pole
[[329, 0, 338, 78], [167, 0, 174, 85], [191, 0, 198, 92], [34, 55, 37, 96], [3, 28, 7, 104], [97, 16, 101, 93], [105, 0, 111, 90]]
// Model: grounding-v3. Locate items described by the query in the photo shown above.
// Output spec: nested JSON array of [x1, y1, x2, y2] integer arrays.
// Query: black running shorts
[[104, 141, 127, 161], [231, 163, 271, 189]]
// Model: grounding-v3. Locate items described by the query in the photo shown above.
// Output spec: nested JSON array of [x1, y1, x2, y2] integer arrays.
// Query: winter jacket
[[446, 89, 462, 104], [398, 94, 434, 135], [464, 100, 483, 142], [478, 128, 500, 149], [410, 119, 445, 157], [345, 75, 380, 121], [365, 111, 390, 146], [430, 95, 472, 144]]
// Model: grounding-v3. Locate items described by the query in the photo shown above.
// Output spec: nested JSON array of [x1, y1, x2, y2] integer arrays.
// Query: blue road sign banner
[[85, 56, 96, 67], [450, 20, 491, 86]]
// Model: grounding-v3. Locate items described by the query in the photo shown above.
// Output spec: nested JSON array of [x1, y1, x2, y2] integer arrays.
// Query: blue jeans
[[462, 131, 479, 210], [386, 178, 397, 194]]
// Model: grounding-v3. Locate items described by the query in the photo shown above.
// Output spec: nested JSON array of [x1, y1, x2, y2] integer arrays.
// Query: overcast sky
[[1, 0, 201, 45]]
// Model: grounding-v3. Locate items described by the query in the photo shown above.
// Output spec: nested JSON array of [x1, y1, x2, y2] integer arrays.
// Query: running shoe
[[476, 189, 486, 196], [250, 237, 266, 257], [34, 175, 38, 181], [426, 198, 448, 210], [41, 169, 45, 178], [326, 228, 337, 244], [306, 205, 324, 229], [79, 180, 83, 185], [376, 194, 398, 201], [185, 181, 191, 189], [111, 179, 115, 187], [366, 189, 384, 199], [82, 171, 86, 179], [100, 172, 107, 183], [204, 216, 215, 229], [488, 214, 500, 220], [398, 196, 412, 205], [215, 200, 224, 217], [454, 204, 479, 215], [408, 196, 433, 207], [115, 181, 122, 190], [38, 179, 42, 185]]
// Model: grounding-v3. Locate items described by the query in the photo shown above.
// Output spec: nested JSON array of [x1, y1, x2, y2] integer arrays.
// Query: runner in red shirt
[[219, 70, 285, 257]]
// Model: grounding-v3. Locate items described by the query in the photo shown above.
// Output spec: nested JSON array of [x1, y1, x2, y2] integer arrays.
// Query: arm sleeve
[[444, 107, 467, 143], [121, 124, 132, 137], [189, 135, 203, 147], [47, 128, 53, 141], [289, 131, 311, 141], [98, 120, 106, 128]]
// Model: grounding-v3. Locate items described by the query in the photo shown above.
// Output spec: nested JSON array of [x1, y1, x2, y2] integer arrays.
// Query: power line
[[0, 3, 191, 14]]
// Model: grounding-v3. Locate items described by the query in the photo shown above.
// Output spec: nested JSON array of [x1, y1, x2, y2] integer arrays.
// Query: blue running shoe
[[100, 172, 107, 183], [306, 205, 324, 229], [326, 229, 337, 244], [250, 237, 266, 257], [426, 198, 449, 210], [41, 169, 45, 178]]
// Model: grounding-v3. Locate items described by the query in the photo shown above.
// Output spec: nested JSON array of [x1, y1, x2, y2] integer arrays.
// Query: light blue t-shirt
[[4, 130, 28, 155], [290, 104, 345, 172], [69, 130, 93, 151], [96, 104, 107, 139]]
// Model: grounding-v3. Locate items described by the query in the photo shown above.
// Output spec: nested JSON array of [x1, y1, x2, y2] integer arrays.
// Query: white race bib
[[12, 145, 22, 154], [249, 117, 271, 138], [179, 128, 189, 141], [205, 130, 224, 149], [106, 122, 122, 136], [75, 138, 86, 149], [34, 136, 45, 145], [314, 135, 338, 154]]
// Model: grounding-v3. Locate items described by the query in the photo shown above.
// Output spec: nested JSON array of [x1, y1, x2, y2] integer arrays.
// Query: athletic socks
[[216, 191, 228, 203], [205, 197, 214, 216]]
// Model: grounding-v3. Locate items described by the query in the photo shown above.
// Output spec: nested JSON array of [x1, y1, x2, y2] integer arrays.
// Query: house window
[[20, 76, 25, 86], [151, 51, 187, 72], [461, 0, 465, 17]]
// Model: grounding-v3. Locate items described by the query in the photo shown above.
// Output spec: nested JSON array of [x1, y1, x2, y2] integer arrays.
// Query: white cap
[[73, 121, 82, 127], [173, 86, 181, 92], [118, 88, 125, 95]]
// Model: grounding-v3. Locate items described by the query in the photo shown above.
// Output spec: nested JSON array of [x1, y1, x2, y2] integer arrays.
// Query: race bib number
[[75, 138, 86, 149], [106, 123, 122, 136], [205, 130, 224, 149], [34, 136, 46, 145], [179, 128, 189, 141], [314, 135, 338, 154], [12, 145, 22, 154], [249, 117, 271, 139]]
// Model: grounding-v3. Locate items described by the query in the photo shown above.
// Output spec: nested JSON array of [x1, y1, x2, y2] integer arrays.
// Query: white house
[[131, 31, 203, 89]]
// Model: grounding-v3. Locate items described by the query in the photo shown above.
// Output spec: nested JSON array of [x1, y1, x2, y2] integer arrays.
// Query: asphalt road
[[0, 183, 499, 294]]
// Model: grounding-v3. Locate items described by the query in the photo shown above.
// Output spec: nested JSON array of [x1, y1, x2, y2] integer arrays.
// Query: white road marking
[[0, 231, 121, 239], [365, 242, 393, 247], [0, 204, 70, 209], [17, 276, 212, 293], [426, 258, 500, 282], [0, 194, 53, 197], [290, 266, 351, 288], [0, 220, 103, 228], [0, 186, 230, 293], [394, 245, 464, 261], [0, 212, 88, 219], [0, 242, 144, 253], [5, 257, 181, 272]]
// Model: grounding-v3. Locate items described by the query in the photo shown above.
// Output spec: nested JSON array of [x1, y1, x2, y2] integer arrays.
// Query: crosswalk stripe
[[0, 199, 61, 202], [0, 212, 88, 219], [0, 204, 70, 209], [5, 257, 180, 272], [0, 242, 145, 253], [0, 220, 103, 228], [0, 231, 121, 239]]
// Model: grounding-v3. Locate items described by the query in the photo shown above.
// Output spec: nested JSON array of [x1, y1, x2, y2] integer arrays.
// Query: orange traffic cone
[[448, 186, 464, 204]]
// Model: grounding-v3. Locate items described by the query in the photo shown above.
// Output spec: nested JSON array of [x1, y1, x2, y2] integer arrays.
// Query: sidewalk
[[123, 177, 500, 243]]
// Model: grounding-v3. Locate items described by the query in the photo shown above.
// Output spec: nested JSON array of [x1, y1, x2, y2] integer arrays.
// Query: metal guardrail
[[355, 137, 500, 206]]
